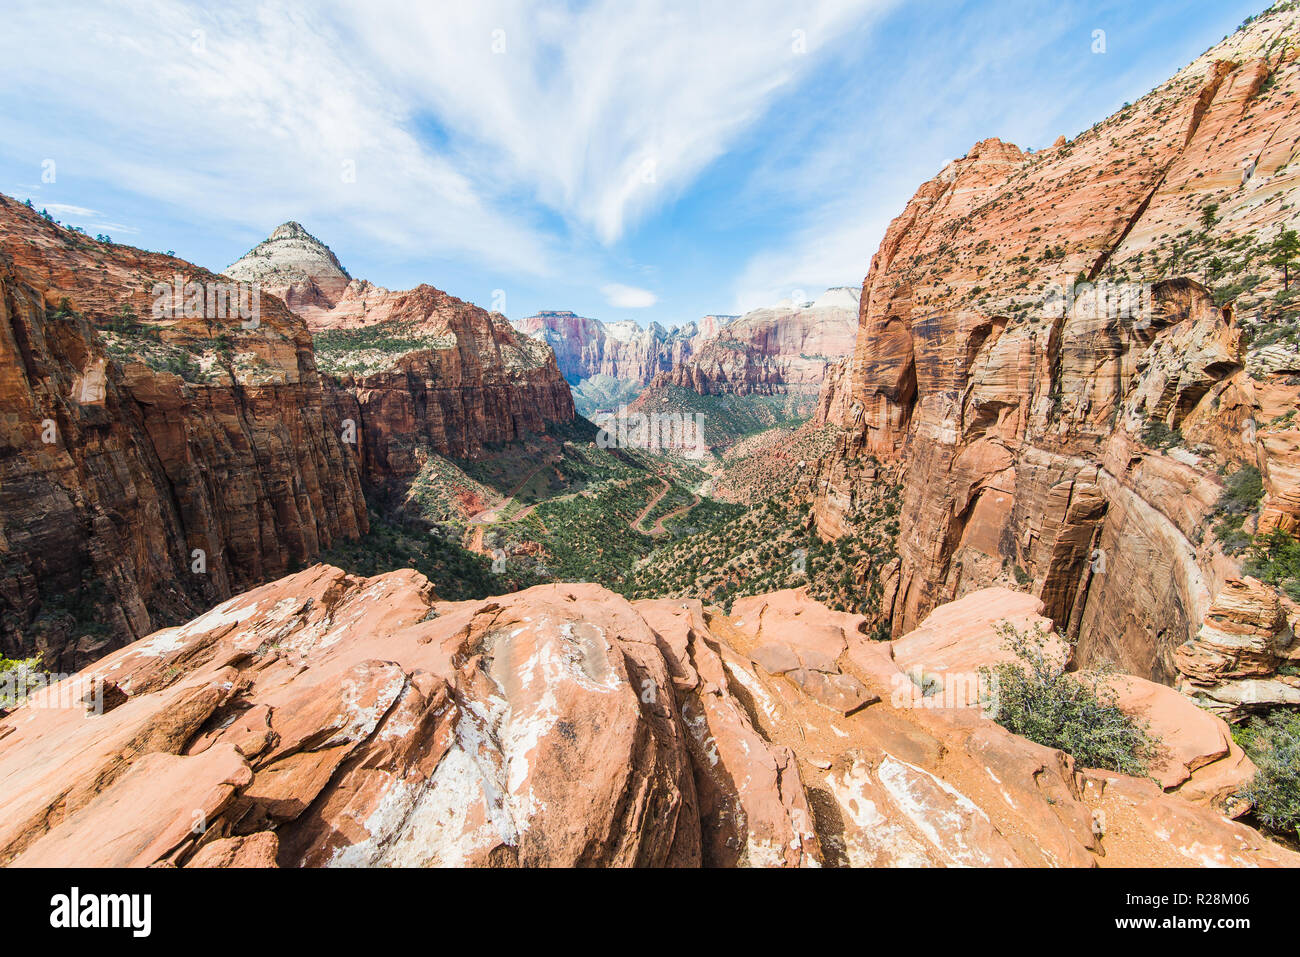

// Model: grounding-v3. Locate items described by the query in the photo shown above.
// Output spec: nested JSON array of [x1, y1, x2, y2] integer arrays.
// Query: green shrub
[[319, 513, 539, 601], [1140, 420, 1182, 450], [0, 656, 44, 709], [981, 622, 1157, 776], [1213, 466, 1264, 554], [1222, 465, 1265, 511], [1237, 711, 1300, 839], [1243, 527, 1300, 599]]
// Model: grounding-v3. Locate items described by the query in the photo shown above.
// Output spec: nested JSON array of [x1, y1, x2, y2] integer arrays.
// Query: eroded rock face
[[513, 289, 858, 408], [512, 311, 711, 388], [882, 588, 1256, 813], [322, 288, 575, 476], [0, 197, 368, 669], [2, 570, 1292, 868], [1175, 577, 1300, 718], [814, 9, 1300, 683], [227, 226, 575, 481], [650, 290, 860, 397]]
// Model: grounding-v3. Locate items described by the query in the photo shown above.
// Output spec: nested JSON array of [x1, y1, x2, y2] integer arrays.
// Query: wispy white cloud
[[36, 203, 140, 235], [0, 0, 1214, 326], [44, 203, 100, 218], [728, 1, 1126, 312], [0, 2, 556, 275], [340, 1, 896, 245], [602, 283, 658, 308], [0, 0, 894, 282]]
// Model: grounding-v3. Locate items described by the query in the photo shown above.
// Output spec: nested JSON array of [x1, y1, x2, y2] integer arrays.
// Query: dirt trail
[[467, 457, 556, 526], [632, 478, 670, 531], [651, 492, 700, 535]]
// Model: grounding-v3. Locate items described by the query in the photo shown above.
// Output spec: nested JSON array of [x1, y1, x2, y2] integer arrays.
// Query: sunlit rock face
[[648, 290, 860, 397], [228, 224, 575, 479], [512, 290, 857, 416], [0, 195, 368, 670], [3, 570, 1293, 869], [814, 9, 1300, 686], [513, 311, 706, 387]]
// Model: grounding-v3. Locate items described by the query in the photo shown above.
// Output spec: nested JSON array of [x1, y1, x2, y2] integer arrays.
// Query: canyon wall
[[514, 288, 857, 408], [815, 9, 1300, 690], [512, 310, 716, 387], [227, 228, 576, 487], [648, 288, 860, 397], [0, 197, 367, 669], [2, 567, 1290, 868]]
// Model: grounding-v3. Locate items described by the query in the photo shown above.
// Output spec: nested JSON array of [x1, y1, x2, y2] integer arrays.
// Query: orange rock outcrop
[[2, 568, 1291, 868], [815, 8, 1300, 691]]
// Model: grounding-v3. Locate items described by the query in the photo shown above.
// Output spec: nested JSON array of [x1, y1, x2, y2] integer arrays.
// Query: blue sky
[[0, 0, 1268, 328]]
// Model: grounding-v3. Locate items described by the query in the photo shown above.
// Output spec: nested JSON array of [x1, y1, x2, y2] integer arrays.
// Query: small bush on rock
[[1237, 711, 1300, 839], [981, 622, 1157, 776]]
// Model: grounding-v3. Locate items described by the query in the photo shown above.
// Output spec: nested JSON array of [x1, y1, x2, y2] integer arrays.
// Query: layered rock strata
[[814, 9, 1300, 690], [228, 227, 575, 483], [0, 196, 367, 669], [1, 568, 1291, 868]]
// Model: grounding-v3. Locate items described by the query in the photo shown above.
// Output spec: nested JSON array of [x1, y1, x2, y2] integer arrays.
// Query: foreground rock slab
[[0, 569, 1293, 868]]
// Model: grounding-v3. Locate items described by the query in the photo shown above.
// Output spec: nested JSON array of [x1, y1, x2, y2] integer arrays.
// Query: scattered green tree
[[1268, 228, 1300, 290], [1200, 201, 1220, 232], [1237, 711, 1300, 840], [1244, 527, 1300, 601]]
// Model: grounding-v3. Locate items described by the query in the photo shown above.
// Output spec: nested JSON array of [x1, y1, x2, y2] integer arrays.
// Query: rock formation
[[227, 226, 575, 484], [0, 196, 367, 670], [1, 567, 1291, 868], [511, 310, 715, 388], [814, 8, 1300, 694], [223, 221, 352, 316], [512, 288, 857, 415], [649, 288, 860, 397], [1174, 576, 1300, 718]]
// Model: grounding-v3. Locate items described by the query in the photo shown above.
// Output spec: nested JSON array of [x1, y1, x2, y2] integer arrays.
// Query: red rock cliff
[[0, 196, 367, 670], [815, 9, 1300, 688], [653, 289, 859, 396], [228, 229, 575, 486], [512, 311, 708, 386]]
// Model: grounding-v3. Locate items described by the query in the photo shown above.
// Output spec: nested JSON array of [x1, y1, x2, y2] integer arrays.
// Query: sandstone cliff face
[[651, 289, 859, 397], [512, 310, 714, 387], [515, 288, 857, 404], [1, 568, 1290, 868], [815, 9, 1300, 686], [228, 227, 574, 485], [1175, 576, 1300, 718], [0, 197, 367, 670], [314, 286, 574, 480]]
